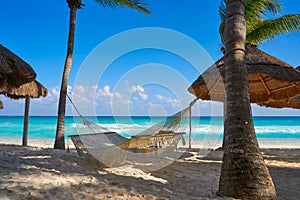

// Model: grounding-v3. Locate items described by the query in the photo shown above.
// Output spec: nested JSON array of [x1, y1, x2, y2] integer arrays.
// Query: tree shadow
[[1, 144, 299, 199], [0, 144, 221, 199], [261, 149, 300, 200]]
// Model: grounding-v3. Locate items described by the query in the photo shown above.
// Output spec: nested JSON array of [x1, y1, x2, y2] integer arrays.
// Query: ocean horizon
[[1, 116, 300, 141]]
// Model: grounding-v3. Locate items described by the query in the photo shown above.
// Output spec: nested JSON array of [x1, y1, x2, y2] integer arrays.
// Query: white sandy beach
[[0, 139, 300, 200]]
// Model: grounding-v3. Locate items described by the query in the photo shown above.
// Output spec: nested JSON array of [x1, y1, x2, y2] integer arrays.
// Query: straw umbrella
[[258, 96, 300, 109], [0, 100, 3, 109], [0, 80, 48, 146], [0, 44, 36, 88], [188, 43, 300, 106], [188, 44, 300, 149], [258, 66, 300, 109]]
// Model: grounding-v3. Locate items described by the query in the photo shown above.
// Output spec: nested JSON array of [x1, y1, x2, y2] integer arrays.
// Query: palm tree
[[219, 0, 300, 45], [217, 0, 277, 198], [217, 1, 299, 198], [54, 0, 151, 149]]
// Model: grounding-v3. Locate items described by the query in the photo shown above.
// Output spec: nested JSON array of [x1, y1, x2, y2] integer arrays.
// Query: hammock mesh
[[68, 94, 197, 168], [68, 94, 192, 138]]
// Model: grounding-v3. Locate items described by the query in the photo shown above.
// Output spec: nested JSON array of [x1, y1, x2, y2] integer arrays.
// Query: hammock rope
[[67, 95, 198, 161], [67, 93, 197, 138], [67, 94, 110, 132], [67, 95, 199, 167]]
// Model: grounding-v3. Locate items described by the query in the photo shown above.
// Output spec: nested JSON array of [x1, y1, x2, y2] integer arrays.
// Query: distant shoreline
[[1, 115, 300, 118], [1, 136, 299, 149]]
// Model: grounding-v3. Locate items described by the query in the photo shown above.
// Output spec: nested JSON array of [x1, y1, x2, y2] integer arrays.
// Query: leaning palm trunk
[[217, 0, 276, 199], [54, 6, 77, 149], [53, 0, 150, 150]]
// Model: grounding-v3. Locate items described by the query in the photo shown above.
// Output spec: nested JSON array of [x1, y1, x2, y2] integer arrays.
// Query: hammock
[[69, 131, 185, 155], [67, 94, 197, 167]]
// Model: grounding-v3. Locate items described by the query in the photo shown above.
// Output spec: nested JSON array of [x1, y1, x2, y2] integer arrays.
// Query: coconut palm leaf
[[247, 14, 300, 45], [219, 0, 281, 21], [95, 0, 151, 14], [219, 0, 299, 46], [245, 0, 281, 20], [219, 0, 281, 42]]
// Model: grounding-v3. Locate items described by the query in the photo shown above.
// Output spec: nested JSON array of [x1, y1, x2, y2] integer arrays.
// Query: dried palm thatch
[[260, 66, 300, 109], [0, 100, 3, 109], [0, 44, 36, 88], [188, 43, 300, 108], [258, 96, 300, 109], [0, 80, 47, 146], [0, 80, 48, 99]]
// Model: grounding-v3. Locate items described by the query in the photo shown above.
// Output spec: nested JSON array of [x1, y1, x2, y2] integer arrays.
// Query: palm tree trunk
[[217, 0, 277, 199], [54, 7, 77, 149]]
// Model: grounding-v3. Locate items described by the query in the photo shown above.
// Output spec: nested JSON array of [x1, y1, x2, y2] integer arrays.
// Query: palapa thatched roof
[[260, 66, 300, 109], [0, 100, 3, 109], [0, 44, 36, 88], [0, 80, 48, 100], [188, 43, 300, 108], [258, 96, 300, 109]]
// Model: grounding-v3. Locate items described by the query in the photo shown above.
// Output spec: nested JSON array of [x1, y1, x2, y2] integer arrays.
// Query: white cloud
[[96, 85, 123, 105], [0, 85, 194, 116], [68, 85, 129, 115], [155, 94, 164, 100], [50, 87, 60, 99], [101, 85, 113, 98], [73, 85, 84, 93], [131, 85, 148, 100], [155, 93, 181, 109]]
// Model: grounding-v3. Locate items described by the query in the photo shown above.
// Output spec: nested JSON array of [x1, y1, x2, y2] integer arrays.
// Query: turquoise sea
[[0, 116, 300, 142]]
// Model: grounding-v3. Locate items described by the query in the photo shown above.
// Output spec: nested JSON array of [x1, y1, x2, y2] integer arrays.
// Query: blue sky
[[0, 0, 299, 116]]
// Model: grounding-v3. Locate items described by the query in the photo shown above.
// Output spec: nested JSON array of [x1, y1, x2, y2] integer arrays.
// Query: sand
[[0, 143, 299, 200]]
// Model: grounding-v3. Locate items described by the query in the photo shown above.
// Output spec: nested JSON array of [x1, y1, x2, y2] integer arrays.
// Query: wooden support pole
[[188, 98, 198, 150], [22, 96, 30, 146], [189, 105, 192, 149]]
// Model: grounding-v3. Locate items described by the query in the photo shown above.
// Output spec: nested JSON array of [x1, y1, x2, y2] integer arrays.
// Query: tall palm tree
[[54, 0, 151, 149], [219, 0, 300, 45], [217, 1, 299, 198], [217, 0, 277, 198]]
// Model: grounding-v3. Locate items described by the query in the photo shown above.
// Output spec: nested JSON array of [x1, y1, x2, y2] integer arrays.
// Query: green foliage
[[94, 0, 151, 14], [219, 0, 300, 45], [219, 0, 281, 21], [247, 15, 300, 45]]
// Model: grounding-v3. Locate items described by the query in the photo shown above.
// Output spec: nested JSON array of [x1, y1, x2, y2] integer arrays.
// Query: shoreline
[[1, 136, 300, 149]]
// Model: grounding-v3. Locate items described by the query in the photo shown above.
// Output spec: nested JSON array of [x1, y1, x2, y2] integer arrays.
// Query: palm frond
[[219, 20, 225, 44], [95, 0, 151, 14], [265, 0, 281, 15], [247, 14, 300, 45], [219, 0, 226, 21], [245, 0, 281, 20], [219, 0, 281, 44], [219, 0, 281, 21]]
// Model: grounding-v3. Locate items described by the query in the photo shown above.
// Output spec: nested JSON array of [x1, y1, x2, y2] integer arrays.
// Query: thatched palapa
[[0, 80, 48, 99], [0, 80, 48, 146], [0, 44, 36, 87], [259, 66, 300, 109], [0, 100, 3, 109], [0, 44, 46, 146], [188, 43, 300, 108], [258, 96, 300, 109]]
